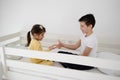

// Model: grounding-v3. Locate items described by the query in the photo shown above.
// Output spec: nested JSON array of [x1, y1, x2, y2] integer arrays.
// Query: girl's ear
[[33, 33, 37, 37]]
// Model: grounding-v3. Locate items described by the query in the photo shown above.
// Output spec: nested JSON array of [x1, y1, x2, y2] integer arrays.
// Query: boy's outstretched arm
[[58, 40, 81, 50]]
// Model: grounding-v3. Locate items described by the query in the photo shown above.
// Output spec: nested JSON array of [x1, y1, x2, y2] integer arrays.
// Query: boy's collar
[[85, 31, 93, 37]]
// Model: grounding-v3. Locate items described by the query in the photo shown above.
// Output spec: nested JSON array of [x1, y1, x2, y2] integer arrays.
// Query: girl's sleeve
[[34, 43, 43, 51], [44, 48, 50, 52]]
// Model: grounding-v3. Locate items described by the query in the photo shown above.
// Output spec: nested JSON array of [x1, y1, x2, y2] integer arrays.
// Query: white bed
[[0, 32, 120, 80]]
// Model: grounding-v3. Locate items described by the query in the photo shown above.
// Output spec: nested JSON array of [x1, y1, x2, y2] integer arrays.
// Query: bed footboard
[[0, 47, 120, 80]]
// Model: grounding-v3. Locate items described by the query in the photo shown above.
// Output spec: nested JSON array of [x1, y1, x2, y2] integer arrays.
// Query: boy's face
[[80, 21, 92, 34]]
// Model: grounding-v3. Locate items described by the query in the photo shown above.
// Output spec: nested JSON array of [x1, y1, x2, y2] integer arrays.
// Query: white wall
[[0, 0, 120, 44]]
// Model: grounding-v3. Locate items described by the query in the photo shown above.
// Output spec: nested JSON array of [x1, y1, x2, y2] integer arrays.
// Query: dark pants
[[58, 51, 94, 70]]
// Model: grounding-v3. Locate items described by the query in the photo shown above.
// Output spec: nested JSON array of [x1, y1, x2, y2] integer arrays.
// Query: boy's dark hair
[[78, 14, 96, 28], [26, 24, 46, 46]]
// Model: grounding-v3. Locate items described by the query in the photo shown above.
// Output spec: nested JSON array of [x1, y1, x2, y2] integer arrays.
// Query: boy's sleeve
[[86, 38, 96, 48]]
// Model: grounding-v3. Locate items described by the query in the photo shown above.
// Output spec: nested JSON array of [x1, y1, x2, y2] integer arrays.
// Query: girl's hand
[[49, 40, 63, 50], [49, 44, 57, 50]]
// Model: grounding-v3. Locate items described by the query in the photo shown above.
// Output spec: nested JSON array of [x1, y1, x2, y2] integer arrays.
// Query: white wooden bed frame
[[0, 32, 120, 80]]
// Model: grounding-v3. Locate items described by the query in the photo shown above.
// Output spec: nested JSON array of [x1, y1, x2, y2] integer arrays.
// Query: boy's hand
[[57, 40, 63, 49]]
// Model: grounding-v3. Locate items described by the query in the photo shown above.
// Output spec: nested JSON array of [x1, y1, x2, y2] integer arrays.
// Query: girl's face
[[80, 21, 92, 34], [33, 32, 45, 41]]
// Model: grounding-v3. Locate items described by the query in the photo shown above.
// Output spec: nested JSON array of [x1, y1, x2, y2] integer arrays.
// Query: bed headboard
[[0, 31, 120, 55], [1, 31, 119, 54], [22, 30, 120, 53]]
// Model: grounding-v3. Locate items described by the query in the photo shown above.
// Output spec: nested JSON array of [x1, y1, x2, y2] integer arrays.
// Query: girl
[[27, 24, 56, 66]]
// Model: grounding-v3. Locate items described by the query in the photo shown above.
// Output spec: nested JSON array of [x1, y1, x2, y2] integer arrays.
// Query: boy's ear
[[88, 24, 93, 29]]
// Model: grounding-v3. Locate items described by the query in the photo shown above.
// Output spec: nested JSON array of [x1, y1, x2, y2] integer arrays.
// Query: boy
[[56, 14, 97, 70]]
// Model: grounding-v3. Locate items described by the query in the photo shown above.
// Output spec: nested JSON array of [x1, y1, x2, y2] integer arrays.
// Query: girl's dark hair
[[26, 24, 46, 46]]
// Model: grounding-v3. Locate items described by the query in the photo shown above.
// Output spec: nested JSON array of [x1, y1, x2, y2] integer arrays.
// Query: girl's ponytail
[[26, 31, 31, 46]]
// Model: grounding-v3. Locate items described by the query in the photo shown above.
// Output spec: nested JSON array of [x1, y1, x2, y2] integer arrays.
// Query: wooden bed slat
[[7, 60, 120, 80], [5, 47, 120, 71], [0, 32, 20, 42]]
